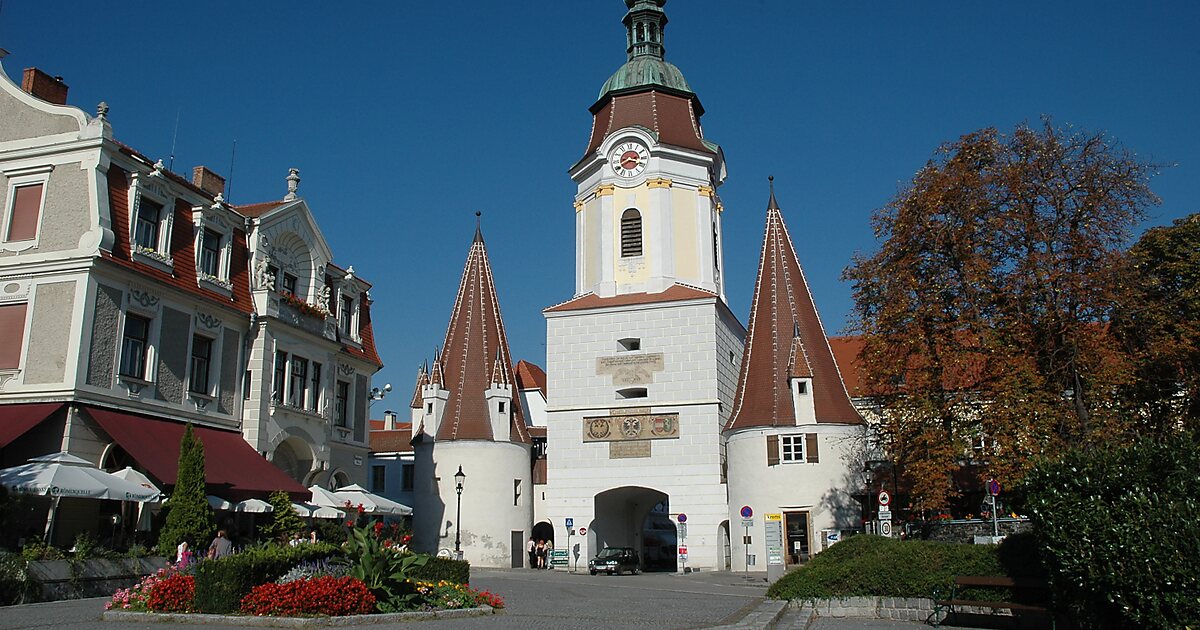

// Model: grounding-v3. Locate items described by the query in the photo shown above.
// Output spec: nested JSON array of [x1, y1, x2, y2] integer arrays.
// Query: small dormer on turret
[[788, 331, 817, 425], [485, 351, 514, 441], [409, 364, 429, 438], [421, 356, 450, 438]]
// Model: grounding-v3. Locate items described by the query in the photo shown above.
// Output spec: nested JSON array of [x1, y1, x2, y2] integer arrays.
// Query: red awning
[[84, 406, 308, 501], [0, 403, 63, 448]]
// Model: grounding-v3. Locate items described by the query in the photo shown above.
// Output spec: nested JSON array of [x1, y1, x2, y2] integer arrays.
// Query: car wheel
[[634, 567, 641, 575], [590, 569, 597, 575]]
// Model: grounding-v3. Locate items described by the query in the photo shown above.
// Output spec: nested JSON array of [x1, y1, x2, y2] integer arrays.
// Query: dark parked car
[[589, 547, 641, 575]]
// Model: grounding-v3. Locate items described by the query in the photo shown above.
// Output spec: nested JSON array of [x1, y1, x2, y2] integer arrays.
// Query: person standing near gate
[[527, 536, 536, 569], [536, 539, 546, 569]]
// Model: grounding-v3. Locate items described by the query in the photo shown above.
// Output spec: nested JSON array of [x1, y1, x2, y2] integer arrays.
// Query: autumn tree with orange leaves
[[844, 119, 1161, 513]]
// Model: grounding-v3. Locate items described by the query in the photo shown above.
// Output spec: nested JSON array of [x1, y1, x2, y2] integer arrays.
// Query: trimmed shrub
[[1022, 434, 1200, 629], [260, 491, 306, 544], [192, 543, 340, 613], [766, 534, 1008, 600], [240, 576, 375, 617], [0, 551, 34, 605], [409, 556, 469, 585]]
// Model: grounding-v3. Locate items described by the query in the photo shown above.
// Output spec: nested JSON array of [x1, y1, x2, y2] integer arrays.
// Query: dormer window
[[282, 273, 298, 296], [795, 381, 808, 395], [134, 199, 162, 251], [340, 295, 355, 335], [2, 164, 52, 252], [199, 229, 222, 277]]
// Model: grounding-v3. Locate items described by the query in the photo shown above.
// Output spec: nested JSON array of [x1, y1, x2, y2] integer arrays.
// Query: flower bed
[[240, 576, 375, 616], [415, 580, 504, 610]]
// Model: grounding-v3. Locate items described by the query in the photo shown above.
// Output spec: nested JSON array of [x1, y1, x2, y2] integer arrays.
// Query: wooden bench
[[932, 576, 1054, 628]]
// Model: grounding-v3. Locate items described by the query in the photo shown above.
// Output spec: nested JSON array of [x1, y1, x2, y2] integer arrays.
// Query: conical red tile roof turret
[[726, 180, 861, 430], [433, 225, 529, 443]]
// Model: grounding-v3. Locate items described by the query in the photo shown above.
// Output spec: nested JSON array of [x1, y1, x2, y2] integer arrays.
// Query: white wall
[[724, 423, 864, 571]]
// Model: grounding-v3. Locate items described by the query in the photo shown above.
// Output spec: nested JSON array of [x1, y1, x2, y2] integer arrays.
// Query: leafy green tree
[[844, 119, 1160, 511], [1114, 213, 1200, 434], [260, 490, 306, 542], [157, 424, 215, 557]]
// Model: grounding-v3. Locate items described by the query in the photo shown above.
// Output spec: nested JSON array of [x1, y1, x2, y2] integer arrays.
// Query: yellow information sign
[[766, 513, 783, 521]]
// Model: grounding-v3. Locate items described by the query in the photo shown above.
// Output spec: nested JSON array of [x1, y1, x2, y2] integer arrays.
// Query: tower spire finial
[[623, 0, 669, 61], [474, 211, 483, 243], [767, 175, 780, 210]]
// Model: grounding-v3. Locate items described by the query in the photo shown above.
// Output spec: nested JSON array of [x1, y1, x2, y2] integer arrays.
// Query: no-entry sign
[[877, 490, 890, 507]]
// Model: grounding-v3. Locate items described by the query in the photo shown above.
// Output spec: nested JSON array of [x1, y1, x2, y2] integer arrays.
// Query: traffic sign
[[877, 490, 891, 507], [678, 545, 688, 557], [740, 505, 753, 518], [987, 479, 1002, 496], [678, 523, 688, 538], [878, 508, 892, 521], [677, 513, 687, 523], [880, 521, 893, 537], [566, 517, 574, 528], [577, 526, 587, 535], [741, 518, 754, 528]]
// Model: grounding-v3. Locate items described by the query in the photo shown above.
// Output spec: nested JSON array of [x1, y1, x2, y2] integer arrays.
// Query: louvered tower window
[[620, 209, 643, 257]]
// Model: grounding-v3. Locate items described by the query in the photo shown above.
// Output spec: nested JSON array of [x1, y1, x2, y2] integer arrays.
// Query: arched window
[[621, 209, 643, 257]]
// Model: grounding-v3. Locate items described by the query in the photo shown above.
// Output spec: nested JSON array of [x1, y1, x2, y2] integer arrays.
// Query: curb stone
[[710, 597, 789, 629], [101, 605, 497, 627]]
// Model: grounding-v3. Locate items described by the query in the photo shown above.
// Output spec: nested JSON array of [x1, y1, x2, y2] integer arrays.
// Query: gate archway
[[592, 486, 676, 572]]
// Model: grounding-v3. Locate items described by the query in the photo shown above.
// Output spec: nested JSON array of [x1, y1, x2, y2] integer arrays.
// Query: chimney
[[22, 68, 69, 105], [191, 166, 226, 197], [384, 410, 398, 430]]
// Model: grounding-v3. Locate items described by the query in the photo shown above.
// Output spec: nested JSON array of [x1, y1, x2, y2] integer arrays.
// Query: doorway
[[511, 530, 524, 568], [592, 486, 674, 572], [784, 511, 811, 565], [719, 521, 731, 570]]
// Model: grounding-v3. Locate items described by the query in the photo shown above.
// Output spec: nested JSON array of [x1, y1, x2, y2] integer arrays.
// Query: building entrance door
[[511, 531, 524, 568], [784, 511, 810, 565]]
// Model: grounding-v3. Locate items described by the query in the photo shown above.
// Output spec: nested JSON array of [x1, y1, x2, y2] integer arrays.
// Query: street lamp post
[[454, 466, 466, 560]]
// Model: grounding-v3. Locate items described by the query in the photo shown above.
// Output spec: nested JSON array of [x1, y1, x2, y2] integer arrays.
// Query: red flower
[[240, 576, 375, 617], [146, 574, 195, 613]]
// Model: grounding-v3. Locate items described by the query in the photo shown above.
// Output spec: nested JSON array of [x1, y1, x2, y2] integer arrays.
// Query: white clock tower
[[543, 0, 746, 573]]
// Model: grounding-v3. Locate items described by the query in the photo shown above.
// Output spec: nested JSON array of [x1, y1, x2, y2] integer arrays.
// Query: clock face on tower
[[609, 141, 649, 178]]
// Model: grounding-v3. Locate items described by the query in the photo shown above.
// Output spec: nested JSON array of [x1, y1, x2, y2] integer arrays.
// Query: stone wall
[[26, 557, 168, 601], [925, 517, 1032, 543]]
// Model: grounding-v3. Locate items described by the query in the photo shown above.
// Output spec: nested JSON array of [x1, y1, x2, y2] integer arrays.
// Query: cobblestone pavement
[[0, 568, 772, 630]]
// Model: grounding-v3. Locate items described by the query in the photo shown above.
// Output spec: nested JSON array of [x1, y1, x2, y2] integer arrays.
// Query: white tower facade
[[543, 0, 745, 572]]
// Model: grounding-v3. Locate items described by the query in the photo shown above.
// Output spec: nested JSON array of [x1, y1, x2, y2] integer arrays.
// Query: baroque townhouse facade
[[0, 57, 381, 545]]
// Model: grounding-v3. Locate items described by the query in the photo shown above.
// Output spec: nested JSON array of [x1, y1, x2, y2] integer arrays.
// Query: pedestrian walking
[[207, 530, 233, 559]]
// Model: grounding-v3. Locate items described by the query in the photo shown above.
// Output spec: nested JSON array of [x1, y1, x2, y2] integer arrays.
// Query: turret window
[[620, 209, 643, 257]]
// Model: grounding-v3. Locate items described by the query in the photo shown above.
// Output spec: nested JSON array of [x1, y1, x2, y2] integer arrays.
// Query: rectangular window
[[340, 296, 354, 335], [282, 273, 297, 296], [335, 380, 350, 427], [119, 313, 151, 378], [272, 350, 287, 403], [5, 183, 43, 242], [371, 465, 386, 493], [199, 229, 222, 277], [134, 198, 162, 251], [309, 362, 322, 411], [243, 369, 252, 400], [513, 479, 521, 506], [401, 464, 414, 491], [289, 356, 308, 407], [189, 335, 213, 394], [780, 435, 805, 463], [0, 303, 29, 369]]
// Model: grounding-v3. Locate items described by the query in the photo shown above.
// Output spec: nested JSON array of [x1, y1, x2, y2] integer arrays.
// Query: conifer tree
[[261, 490, 306, 543], [157, 424, 215, 557]]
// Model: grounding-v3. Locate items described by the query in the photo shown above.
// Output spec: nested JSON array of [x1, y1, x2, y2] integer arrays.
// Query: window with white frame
[[134, 199, 162, 252], [119, 314, 151, 379], [2, 165, 53, 251], [309, 362, 322, 412], [199, 228, 222, 278], [780, 435, 805, 462], [339, 295, 354, 335], [272, 350, 287, 403], [189, 334, 213, 395], [272, 350, 323, 410]]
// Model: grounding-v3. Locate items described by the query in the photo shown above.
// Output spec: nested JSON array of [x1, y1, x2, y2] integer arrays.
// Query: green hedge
[[193, 543, 340, 613], [766, 534, 1014, 600], [408, 555, 469, 585], [1022, 434, 1200, 629]]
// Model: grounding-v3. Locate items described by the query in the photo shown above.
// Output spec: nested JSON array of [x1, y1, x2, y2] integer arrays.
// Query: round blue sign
[[740, 505, 753, 519], [677, 513, 687, 523]]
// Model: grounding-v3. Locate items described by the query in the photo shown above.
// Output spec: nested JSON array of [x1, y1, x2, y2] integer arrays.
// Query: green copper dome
[[599, 57, 692, 99], [597, 0, 693, 99]]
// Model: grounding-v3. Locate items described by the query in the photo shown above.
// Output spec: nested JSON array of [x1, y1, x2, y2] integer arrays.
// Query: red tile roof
[[526, 425, 547, 439], [341, 293, 383, 368], [235, 200, 286, 217], [726, 191, 862, 430], [544, 284, 717, 313], [102, 164, 254, 316], [584, 90, 714, 159], [514, 360, 547, 394], [369, 429, 414, 453], [432, 227, 530, 444], [828, 336, 867, 396]]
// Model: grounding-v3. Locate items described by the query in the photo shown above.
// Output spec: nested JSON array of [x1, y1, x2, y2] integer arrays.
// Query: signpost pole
[[992, 494, 998, 538], [744, 522, 750, 576]]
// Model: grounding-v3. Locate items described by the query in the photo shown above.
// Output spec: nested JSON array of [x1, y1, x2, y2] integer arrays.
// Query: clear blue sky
[[3, 1, 1197, 403]]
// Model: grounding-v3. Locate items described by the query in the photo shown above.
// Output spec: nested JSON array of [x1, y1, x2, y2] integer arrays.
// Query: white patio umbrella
[[334, 483, 413, 516], [234, 498, 274, 513], [207, 495, 234, 510], [292, 502, 346, 520], [0, 452, 160, 540], [111, 467, 162, 532], [308, 485, 350, 510]]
